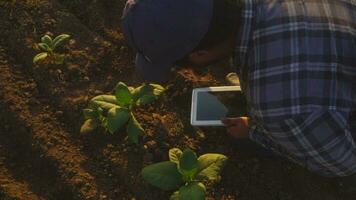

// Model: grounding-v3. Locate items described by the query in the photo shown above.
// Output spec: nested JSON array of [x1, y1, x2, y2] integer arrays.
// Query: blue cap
[[121, 0, 213, 82]]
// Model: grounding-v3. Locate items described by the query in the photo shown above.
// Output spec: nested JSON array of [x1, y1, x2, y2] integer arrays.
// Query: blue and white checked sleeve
[[235, 0, 356, 177], [250, 109, 356, 177]]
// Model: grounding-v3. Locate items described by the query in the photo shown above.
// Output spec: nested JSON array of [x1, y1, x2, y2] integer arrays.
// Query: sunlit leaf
[[127, 114, 144, 144], [178, 182, 206, 200], [38, 42, 51, 52], [150, 83, 165, 96], [132, 84, 152, 101], [169, 148, 183, 164], [107, 107, 130, 134], [178, 149, 198, 179], [83, 109, 98, 120], [41, 35, 52, 46], [52, 34, 70, 50], [89, 95, 119, 110], [196, 154, 228, 182], [33, 52, 48, 63], [136, 94, 156, 106], [80, 119, 98, 134], [170, 191, 179, 200], [115, 82, 133, 106]]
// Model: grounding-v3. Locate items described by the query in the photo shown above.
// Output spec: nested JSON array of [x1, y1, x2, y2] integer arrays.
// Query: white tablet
[[190, 86, 247, 126]]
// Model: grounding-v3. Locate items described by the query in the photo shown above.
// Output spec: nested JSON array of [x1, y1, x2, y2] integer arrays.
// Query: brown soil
[[0, 0, 350, 200]]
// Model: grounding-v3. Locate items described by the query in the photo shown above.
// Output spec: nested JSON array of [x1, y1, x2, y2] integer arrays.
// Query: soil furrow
[[57, 0, 127, 46], [0, 47, 100, 199], [0, 147, 43, 200], [0, 126, 72, 200]]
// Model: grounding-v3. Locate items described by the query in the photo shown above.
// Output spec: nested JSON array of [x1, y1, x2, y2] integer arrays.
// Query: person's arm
[[251, 109, 356, 177]]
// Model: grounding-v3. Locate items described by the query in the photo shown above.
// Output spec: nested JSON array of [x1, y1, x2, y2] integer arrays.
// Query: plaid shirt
[[234, 0, 356, 177]]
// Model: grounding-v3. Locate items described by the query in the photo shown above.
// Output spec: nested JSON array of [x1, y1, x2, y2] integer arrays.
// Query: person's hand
[[221, 117, 250, 139]]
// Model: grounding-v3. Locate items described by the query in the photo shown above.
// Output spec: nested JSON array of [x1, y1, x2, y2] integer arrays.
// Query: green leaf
[[150, 83, 165, 96], [83, 109, 98, 120], [127, 114, 144, 144], [142, 161, 183, 191], [80, 119, 98, 134], [89, 95, 119, 110], [133, 84, 164, 106], [196, 154, 228, 182], [38, 42, 51, 52], [132, 84, 151, 100], [178, 182, 206, 200], [41, 35, 52, 46], [136, 94, 156, 106], [115, 82, 133, 106], [52, 34, 70, 50], [33, 52, 48, 63], [169, 148, 183, 164], [170, 191, 179, 200], [107, 107, 130, 134], [128, 87, 134, 93], [178, 149, 198, 179]]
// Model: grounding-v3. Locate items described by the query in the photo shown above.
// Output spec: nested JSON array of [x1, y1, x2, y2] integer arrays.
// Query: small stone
[[55, 110, 64, 118]]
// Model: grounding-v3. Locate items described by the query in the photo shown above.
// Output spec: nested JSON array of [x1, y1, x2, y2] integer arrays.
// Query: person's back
[[121, 0, 356, 194], [237, 0, 356, 177]]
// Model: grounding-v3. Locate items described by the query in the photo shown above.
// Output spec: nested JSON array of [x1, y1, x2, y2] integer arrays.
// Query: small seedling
[[142, 148, 228, 200], [80, 82, 165, 144], [33, 33, 71, 64]]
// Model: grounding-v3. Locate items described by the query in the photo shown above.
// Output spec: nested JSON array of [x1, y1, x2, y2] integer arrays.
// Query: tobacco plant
[[142, 148, 228, 200], [80, 82, 165, 144], [33, 34, 71, 64]]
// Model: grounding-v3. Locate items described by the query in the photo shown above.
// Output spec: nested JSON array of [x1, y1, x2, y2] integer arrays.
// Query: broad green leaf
[[52, 34, 70, 50], [107, 107, 130, 134], [132, 84, 152, 101], [170, 191, 179, 200], [89, 95, 119, 110], [150, 83, 165, 96], [179, 149, 198, 179], [127, 114, 144, 144], [169, 148, 183, 164], [97, 107, 104, 116], [128, 87, 134, 93], [142, 161, 183, 191], [33, 52, 48, 63], [133, 84, 164, 105], [91, 95, 117, 104], [41, 35, 52, 46], [83, 109, 98, 120], [115, 82, 133, 106], [136, 94, 156, 106], [179, 182, 206, 200], [196, 154, 228, 182], [80, 119, 98, 134], [38, 42, 51, 52]]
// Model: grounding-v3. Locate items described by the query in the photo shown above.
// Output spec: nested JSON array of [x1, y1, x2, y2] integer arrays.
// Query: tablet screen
[[196, 91, 247, 121]]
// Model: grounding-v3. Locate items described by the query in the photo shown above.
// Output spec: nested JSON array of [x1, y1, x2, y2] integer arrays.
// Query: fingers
[[221, 117, 240, 126], [223, 117, 250, 139], [226, 125, 240, 135]]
